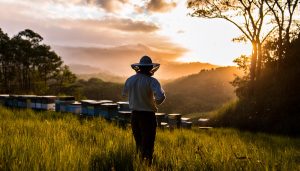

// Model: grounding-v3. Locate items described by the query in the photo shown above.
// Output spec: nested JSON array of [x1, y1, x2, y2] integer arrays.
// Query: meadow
[[0, 106, 300, 171]]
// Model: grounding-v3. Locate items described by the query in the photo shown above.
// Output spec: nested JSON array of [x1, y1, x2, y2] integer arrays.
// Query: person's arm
[[151, 79, 166, 105], [122, 80, 128, 98]]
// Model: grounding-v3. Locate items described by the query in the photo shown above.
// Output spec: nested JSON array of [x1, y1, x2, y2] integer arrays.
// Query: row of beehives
[[0, 94, 192, 129]]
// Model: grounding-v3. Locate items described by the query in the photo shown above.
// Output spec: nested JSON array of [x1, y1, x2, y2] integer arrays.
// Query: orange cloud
[[147, 0, 177, 13], [87, 0, 129, 12], [80, 17, 159, 32]]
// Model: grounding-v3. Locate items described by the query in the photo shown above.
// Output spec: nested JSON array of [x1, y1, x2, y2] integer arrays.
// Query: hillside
[[159, 66, 243, 114], [154, 62, 218, 80], [68, 62, 218, 82], [0, 107, 299, 170]]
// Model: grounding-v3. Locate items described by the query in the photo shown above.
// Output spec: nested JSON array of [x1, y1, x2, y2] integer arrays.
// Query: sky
[[0, 0, 252, 76]]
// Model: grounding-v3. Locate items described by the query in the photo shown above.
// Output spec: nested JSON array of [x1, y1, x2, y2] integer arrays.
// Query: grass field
[[0, 106, 300, 171]]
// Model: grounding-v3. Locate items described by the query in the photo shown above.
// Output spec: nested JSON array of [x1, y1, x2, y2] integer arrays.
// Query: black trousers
[[131, 110, 157, 161]]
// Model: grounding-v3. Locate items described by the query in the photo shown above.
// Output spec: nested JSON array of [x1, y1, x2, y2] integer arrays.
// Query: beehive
[[80, 100, 103, 116], [168, 113, 182, 129], [67, 101, 82, 114], [0, 94, 9, 106], [41, 96, 56, 111], [117, 101, 130, 111], [55, 96, 75, 112], [155, 113, 167, 128], [181, 117, 192, 129], [100, 103, 118, 120]]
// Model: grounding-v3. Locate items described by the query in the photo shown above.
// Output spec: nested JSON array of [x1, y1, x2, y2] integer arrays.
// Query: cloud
[[146, 0, 177, 13], [87, 0, 129, 12], [0, 1, 188, 77], [80, 17, 159, 32]]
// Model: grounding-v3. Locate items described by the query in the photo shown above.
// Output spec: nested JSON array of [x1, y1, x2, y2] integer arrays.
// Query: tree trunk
[[250, 41, 258, 82], [256, 40, 262, 78]]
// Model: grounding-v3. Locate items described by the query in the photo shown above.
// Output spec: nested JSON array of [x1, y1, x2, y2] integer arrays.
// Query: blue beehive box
[[81, 100, 95, 116], [80, 100, 105, 116], [67, 101, 81, 114], [100, 103, 118, 120], [41, 96, 56, 111], [0, 94, 9, 106], [18, 95, 36, 109], [96, 100, 113, 115], [117, 101, 130, 111], [55, 96, 75, 112], [9, 95, 19, 108]]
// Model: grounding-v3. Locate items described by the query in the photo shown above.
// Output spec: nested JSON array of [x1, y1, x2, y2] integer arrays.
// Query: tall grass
[[0, 106, 299, 170]]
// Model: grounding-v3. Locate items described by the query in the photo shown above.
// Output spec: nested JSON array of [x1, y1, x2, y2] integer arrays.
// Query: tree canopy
[[0, 28, 76, 95]]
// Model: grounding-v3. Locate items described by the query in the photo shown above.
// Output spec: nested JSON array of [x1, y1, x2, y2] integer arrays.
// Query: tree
[[265, 0, 299, 63], [0, 28, 10, 92], [188, 0, 274, 81], [34, 44, 63, 91], [0, 28, 76, 94], [52, 65, 77, 94]]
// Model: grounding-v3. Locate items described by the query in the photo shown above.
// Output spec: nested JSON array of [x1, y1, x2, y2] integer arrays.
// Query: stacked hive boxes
[[101, 103, 118, 120], [181, 117, 192, 129], [67, 101, 82, 114], [0, 94, 9, 106], [155, 113, 168, 129], [168, 114, 182, 129], [41, 96, 56, 111], [81, 100, 113, 117], [117, 101, 131, 126]]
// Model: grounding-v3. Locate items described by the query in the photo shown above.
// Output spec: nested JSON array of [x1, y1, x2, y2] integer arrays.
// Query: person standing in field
[[122, 55, 166, 164]]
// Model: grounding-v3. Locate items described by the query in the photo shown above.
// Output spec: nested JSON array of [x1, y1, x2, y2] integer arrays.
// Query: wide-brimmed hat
[[131, 55, 160, 73]]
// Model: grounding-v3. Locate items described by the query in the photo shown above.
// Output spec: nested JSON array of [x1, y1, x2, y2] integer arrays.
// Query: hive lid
[[40, 96, 57, 99], [71, 101, 81, 105], [97, 100, 113, 104], [155, 113, 166, 116], [118, 111, 132, 114], [168, 113, 181, 117], [181, 117, 191, 121], [101, 103, 118, 107], [198, 118, 209, 122], [117, 101, 129, 105], [0, 94, 9, 97]]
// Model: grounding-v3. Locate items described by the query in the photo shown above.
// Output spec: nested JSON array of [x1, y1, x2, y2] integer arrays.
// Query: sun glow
[[0, 0, 255, 67]]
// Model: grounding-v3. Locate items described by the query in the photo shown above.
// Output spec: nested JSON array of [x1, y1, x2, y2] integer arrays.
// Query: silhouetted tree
[[0, 28, 76, 94], [188, 0, 274, 82]]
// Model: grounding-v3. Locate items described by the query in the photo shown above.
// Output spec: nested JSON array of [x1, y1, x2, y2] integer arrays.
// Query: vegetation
[[0, 28, 76, 95], [73, 78, 124, 101], [160, 67, 242, 114], [210, 34, 300, 135], [188, 0, 299, 82], [189, 0, 300, 135], [0, 107, 300, 170]]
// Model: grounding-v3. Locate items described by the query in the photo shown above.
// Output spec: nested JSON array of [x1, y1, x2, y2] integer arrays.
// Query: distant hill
[[69, 64, 126, 83], [155, 62, 218, 79], [159, 66, 243, 114], [69, 62, 218, 82], [77, 73, 126, 83]]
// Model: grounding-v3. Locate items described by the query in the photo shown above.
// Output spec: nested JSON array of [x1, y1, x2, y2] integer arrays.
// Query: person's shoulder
[[149, 76, 161, 84], [125, 74, 137, 82]]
